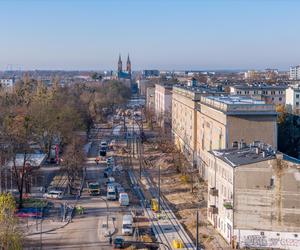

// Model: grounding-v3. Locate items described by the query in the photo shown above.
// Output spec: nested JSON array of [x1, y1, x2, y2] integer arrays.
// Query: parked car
[[43, 190, 63, 199]]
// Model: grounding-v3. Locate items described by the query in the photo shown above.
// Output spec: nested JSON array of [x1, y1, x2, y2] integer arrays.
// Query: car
[[106, 157, 114, 164], [104, 167, 112, 178], [43, 190, 63, 199], [100, 140, 108, 149], [107, 185, 117, 200], [122, 214, 133, 235], [113, 236, 124, 249], [106, 177, 115, 184], [119, 192, 129, 206]]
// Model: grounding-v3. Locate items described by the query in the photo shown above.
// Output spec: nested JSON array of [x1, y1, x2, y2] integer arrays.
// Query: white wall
[[235, 229, 300, 250]]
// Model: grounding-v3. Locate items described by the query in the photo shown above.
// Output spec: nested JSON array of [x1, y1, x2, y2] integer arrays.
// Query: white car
[[43, 190, 63, 199], [119, 192, 129, 206]]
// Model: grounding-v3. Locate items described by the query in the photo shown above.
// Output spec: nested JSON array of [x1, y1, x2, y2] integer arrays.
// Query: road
[[25, 125, 136, 250]]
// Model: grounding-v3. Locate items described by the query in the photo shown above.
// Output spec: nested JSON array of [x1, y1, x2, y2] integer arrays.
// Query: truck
[[88, 182, 100, 196]]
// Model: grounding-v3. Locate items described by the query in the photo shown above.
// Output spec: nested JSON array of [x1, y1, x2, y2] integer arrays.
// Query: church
[[117, 54, 131, 80]]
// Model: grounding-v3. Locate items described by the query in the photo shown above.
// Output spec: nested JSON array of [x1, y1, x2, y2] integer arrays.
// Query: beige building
[[154, 83, 173, 128], [146, 86, 155, 112], [207, 143, 300, 250], [229, 84, 287, 105], [172, 85, 221, 164], [196, 95, 277, 179]]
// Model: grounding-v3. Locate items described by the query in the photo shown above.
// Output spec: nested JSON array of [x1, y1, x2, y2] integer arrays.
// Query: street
[[25, 122, 140, 250]]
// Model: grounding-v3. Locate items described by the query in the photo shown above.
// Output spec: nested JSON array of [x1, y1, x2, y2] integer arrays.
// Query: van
[[107, 185, 116, 200], [43, 190, 63, 199], [122, 214, 133, 235], [119, 192, 129, 206]]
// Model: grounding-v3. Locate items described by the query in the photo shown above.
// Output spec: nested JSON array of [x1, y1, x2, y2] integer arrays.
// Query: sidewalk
[[23, 218, 70, 236], [98, 216, 116, 242]]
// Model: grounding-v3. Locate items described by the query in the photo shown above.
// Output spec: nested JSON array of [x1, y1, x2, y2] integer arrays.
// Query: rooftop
[[210, 142, 276, 167], [200, 95, 277, 115], [233, 83, 287, 90], [205, 95, 265, 105]]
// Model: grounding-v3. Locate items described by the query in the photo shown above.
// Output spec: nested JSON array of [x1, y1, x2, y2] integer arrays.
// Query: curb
[[26, 220, 70, 236], [27, 173, 86, 237]]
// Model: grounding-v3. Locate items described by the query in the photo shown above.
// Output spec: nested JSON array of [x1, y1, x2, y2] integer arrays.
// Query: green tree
[[0, 193, 22, 250]]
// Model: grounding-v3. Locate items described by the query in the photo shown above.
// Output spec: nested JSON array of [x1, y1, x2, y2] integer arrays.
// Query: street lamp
[[99, 196, 109, 227]]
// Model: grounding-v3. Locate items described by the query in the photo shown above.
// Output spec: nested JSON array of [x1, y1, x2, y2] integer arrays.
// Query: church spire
[[118, 54, 122, 73], [126, 53, 131, 76]]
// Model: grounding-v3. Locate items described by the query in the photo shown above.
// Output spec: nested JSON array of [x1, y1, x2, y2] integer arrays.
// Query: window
[[279, 97, 282, 101], [296, 94, 300, 99], [297, 102, 299, 106]]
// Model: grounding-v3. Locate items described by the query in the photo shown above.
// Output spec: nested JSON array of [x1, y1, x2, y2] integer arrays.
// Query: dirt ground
[[140, 129, 233, 250]]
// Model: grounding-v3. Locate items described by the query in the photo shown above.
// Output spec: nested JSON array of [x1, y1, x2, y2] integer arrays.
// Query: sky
[[0, 0, 299, 71]]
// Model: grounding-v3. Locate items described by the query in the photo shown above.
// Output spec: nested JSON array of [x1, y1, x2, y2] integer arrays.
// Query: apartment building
[[207, 143, 300, 250], [171, 85, 222, 164], [196, 95, 277, 179], [146, 86, 155, 112], [154, 83, 172, 128], [286, 84, 300, 114], [290, 65, 300, 80], [230, 84, 287, 105]]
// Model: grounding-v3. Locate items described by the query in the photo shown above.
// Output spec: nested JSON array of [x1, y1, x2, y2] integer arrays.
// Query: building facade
[[196, 95, 277, 179], [290, 65, 300, 80], [154, 83, 172, 129], [229, 84, 287, 105], [171, 85, 222, 165], [207, 143, 300, 250], [146, 86, 155, 112], [286, 85, 300, 114]]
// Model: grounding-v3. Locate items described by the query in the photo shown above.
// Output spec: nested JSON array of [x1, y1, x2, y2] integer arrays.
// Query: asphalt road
[[25, 124, 135, 250]]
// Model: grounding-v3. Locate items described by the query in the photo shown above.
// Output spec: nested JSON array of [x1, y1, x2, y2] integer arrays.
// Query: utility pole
[[196, 210, 199, 250], [40, 216, 43, 250], [158, 163, 161, 212]]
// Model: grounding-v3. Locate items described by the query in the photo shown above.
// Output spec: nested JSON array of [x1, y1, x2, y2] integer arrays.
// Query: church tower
[[118, 54, 122, 73], [126, 54, 131, 77]]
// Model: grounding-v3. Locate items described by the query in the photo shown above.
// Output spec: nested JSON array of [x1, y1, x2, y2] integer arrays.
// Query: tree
[[1, 113, 35, 208], [0, 193, 22, 250], [61, 137, 85, 194]]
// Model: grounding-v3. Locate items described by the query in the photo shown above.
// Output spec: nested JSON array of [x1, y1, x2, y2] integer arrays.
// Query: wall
[[227, 115, 277, 149], [234, 159, 300, 232], [207, 153, 234, 244], [235, 229, 300, 250], [172, 90, 197, 162]]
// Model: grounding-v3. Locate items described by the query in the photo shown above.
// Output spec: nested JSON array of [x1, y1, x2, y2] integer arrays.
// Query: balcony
[[209, 205, 218, 214], [209, 187, 219, 196], [223, 200, 233, 209]]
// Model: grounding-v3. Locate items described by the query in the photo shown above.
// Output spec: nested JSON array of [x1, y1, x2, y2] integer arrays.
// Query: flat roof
[[205, 95, 265, 105], [210, 145, 276, 167], [233, 84, 287, 90]]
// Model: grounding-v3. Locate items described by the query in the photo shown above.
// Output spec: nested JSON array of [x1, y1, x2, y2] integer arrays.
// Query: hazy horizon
[[0, 0, 299, 71]]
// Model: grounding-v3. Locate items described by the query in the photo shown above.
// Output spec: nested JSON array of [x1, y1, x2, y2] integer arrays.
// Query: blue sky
[[0, 0, 299, 70]]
